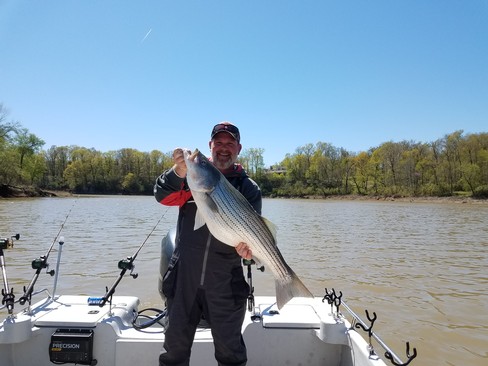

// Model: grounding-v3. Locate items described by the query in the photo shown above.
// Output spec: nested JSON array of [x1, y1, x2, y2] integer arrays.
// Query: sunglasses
[[211, 123, 240, 142]]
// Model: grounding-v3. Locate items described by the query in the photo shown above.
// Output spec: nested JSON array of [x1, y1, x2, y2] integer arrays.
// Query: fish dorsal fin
[[262, 216, 278, 242]]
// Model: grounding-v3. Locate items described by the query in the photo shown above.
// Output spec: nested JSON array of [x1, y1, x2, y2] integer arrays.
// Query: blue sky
[[1, 0, 486, 166]]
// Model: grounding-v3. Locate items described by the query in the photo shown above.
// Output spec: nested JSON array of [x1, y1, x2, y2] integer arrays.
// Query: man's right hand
[[172, 148, 188, 178]]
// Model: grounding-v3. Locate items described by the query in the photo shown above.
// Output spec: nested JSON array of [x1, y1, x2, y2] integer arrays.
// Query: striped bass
[[183, 149, 313, 309]]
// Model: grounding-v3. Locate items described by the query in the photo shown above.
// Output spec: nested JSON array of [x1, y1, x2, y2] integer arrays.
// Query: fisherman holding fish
[[154, 122, 260, 366]]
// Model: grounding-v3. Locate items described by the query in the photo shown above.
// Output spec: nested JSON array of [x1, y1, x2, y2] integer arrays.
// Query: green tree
[[14, 128, 45, 170], [340, 148, 354, 194], [63, 147, 101, 193], [23, 153, 46, 185], [350, 151, 372, 195], [101, 150, 122, 192], [0, 149, 19, 185], [441, 131, 464, 194], [0, 103, 20, 144], [122, 172, 140, 193], [458, 133, 488, 195], [241, 148, 265, 177], [43, 146, 71, 189]]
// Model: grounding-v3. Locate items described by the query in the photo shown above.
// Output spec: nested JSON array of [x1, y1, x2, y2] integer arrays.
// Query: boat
[[1, 229, 418, 366]]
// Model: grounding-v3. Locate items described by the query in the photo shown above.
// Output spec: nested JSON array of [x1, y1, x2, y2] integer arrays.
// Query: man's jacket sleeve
[[154, 168, 192, 207]]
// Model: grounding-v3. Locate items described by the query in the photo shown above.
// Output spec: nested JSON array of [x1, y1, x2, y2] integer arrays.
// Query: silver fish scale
[[208, 177, 293, 282]]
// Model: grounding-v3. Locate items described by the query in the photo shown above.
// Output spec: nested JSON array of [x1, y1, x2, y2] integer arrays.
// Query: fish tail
[[275, 273, 314, 309]]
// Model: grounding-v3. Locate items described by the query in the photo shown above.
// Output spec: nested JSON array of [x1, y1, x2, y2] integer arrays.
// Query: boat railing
[[323, 288, 418, 366]]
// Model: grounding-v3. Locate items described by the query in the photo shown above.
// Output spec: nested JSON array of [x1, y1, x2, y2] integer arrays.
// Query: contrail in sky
[[141, 28, 152, 43]]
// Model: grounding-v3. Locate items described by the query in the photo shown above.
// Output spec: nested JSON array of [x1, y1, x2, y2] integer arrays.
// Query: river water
[[1, 196, 487, 366]]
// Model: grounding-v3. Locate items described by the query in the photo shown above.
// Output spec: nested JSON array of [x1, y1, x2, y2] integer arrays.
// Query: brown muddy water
[[1, 196, 487, 366]]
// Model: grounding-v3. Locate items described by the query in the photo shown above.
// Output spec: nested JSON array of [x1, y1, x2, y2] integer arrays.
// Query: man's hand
[[172, 148, 188, 177], [236, 242, 252, 260]]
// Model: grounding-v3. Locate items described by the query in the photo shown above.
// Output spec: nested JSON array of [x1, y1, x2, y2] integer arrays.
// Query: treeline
[[258, 131, 488, 198], [1, 104, 487, 198]]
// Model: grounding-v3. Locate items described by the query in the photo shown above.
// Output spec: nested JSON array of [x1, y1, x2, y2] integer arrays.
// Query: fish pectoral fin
[[194, 209, 206, 231], [193, 193, 219, 231], [203, 192, 219, 213]]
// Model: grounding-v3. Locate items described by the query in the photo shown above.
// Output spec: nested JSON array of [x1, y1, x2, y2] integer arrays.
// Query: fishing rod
[[323, 288, 417, 366], [91, 212, 167, 308], [0, 234, 20, 315], [19, 200, 77, 306]]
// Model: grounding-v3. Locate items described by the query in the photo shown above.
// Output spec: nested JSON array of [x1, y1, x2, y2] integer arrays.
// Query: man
[[154, 122, 260, 366]]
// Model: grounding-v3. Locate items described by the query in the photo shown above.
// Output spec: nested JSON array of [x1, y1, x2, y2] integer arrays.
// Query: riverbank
[[0, 184, 70, 198], [319, 194, 488, 205], [1, 184, 486, 204]]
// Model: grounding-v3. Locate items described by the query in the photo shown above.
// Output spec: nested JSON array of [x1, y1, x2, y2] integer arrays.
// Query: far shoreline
[[306, 194, 488, 205], [2, 185, 486, 205]]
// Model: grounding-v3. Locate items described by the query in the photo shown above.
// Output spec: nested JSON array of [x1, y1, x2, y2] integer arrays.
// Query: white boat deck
[[1, 294, 389, 366]]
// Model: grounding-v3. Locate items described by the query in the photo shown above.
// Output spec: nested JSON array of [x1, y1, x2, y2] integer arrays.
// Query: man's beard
[[212, 155, 234, 170]]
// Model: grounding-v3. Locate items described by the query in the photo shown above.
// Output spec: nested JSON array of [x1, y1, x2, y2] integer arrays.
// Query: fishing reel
[[118, 257, 138, 278], [243, 258, 265, 272], [0, 234, 20, 249], [31, 255, 55, 276]]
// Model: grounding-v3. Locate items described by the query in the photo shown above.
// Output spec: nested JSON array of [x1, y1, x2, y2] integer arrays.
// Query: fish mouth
[[188, 149, 199, 161]]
